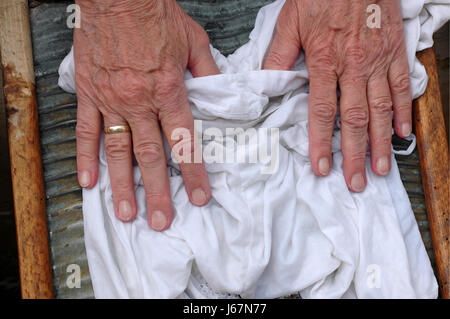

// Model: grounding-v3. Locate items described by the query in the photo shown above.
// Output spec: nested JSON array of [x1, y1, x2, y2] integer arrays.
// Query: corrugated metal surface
[[396, 148, 436, 269], [30, 1, 92, 299], [29, 0, 435, 299]]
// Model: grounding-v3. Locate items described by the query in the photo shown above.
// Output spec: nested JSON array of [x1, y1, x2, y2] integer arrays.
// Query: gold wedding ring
[[104, 125, 131, 135]]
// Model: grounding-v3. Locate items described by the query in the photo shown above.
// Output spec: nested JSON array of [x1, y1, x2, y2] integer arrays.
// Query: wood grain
[[0, 0, 53, 298], [0, 50, 13, 214], [414, 47, 450, 299]]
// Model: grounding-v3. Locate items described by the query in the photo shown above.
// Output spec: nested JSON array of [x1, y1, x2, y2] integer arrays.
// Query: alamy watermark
[[66, 4, 382, 30], [366, 264, 381, 289], [171, 120, 280, 175], [366, 4, 381, 29], [66, 264, 81, 289], [66, 4, 81, 29]]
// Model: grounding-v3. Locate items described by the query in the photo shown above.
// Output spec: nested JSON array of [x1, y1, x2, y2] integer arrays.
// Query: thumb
[[188, 23, 220, 77], [263, 1, 301, 70]]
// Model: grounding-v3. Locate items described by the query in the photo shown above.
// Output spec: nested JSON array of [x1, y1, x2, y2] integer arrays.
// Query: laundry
[[58, 0, 449, 298], [172, 121, 280, 174]]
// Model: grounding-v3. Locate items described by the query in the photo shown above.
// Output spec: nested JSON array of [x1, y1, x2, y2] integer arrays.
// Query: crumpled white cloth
[[58, 0, 449, 299]]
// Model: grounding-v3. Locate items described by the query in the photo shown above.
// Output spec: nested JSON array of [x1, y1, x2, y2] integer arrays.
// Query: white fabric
[[58, 0, 449, 299]]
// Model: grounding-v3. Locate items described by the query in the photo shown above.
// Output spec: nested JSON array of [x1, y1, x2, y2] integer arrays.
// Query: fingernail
[[401, 123, 411, 137], [376, 157, 389, 175], [151, 210, 167, 231], [351, 173, 365, 192], [118, 200, 133, 221], [318, 158, 330, 176], [79, 171, 91, 188], [192, 188, 207, 206]]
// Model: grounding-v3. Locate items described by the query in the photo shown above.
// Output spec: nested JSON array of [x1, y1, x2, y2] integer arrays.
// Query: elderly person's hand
[[264, 0, 412, 192], [74, 0, 219, 231]]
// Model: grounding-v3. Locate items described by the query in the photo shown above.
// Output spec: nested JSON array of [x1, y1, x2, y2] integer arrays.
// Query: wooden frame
[[414, 48, 449, 299], [0, 0, 53, 299], [0, 0, 448, 299]]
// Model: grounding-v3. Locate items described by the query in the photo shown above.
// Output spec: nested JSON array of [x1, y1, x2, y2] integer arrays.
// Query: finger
[[103, 113, 137, 223], [308, 67, 338, 177], [157, 77, 211, 207], [339, 77, 370, 193], [367, 73, 393, 176], [188, 24, 220, 77], [76, 96, 101, 189], [263, 0, 301, 70], [388, 48, 412, 138], [130, 117, 173, 232]]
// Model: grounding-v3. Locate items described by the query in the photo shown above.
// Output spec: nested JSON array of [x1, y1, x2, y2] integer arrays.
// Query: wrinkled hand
[[74, 0, 219, 231], [264, 0, 412, 192]]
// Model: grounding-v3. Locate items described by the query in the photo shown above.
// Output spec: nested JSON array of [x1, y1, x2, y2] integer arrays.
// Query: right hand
[[74, 0, 220, 231]]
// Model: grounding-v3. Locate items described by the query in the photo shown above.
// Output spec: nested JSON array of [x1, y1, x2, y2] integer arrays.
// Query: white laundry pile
[[58, 0, 449, 298]]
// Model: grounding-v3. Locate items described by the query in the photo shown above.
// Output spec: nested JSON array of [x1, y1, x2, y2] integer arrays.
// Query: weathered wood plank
[[0, 0, 53, 299], [414, 47, 449, 299]]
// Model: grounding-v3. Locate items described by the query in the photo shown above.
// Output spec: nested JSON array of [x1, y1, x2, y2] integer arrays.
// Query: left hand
[[264, 0, 412, 192]]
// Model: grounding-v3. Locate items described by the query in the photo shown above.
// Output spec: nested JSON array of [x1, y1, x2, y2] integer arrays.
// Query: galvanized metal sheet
[[31, 1, 92, 299]]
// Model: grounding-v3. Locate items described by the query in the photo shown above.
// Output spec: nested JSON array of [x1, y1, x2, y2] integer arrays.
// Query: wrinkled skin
[[75, 0, 413, 232], [74, 0, 219, 231], [264, 0, 412, 192]]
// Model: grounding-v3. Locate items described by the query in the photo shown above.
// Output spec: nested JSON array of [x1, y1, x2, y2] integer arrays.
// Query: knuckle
[[195, 28, 212, 50], [181, 166, 206, 181], [389, 21, 405, 40], [114, 72, 148, 102], [76, 121, 98, 141], [370, 97, 393, 117], [344, 43, 367, 66], [347, 151, 367, 164], [394, 102, 412, 114], [265, 51, 289, 70], [160, 102, 182, 121], [118, 87, 146, 102], [104, 136, 130, 162], [127, 107, 157, 124], [310, 56, 334, 69], [309, 48, 336, 69], [188, 18, 211, 48], [342, 106, 369, 131], [146, 192, 171, 204], [134, 142, 164, 167], [310, 101, 337, 126], [112, 180, 132, 193], [310, 139, 333, 152], [155, 73, 181, 98], [77, 150, 97, 163], [371, 134, 392, 147], [391, 74, 411, 93], [126, 108, 152, 124], [172, 134, 196, 162]]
